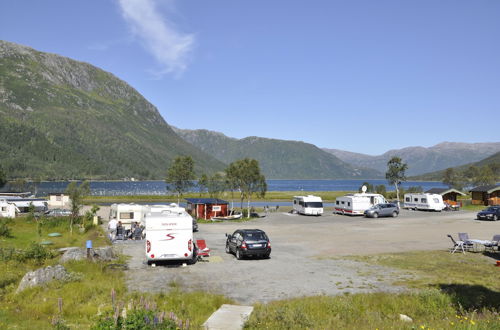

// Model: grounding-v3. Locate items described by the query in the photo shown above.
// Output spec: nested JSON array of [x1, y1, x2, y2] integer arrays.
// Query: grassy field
[[0, 216, 231, 329], [245, 251, 500, 329], [82, 191, 350, 204]]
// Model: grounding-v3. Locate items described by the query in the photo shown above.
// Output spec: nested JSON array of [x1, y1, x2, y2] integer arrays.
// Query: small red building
[[185, 198, 229, 220]]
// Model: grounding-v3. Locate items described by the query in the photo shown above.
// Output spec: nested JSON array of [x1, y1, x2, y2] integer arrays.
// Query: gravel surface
[[102, 208, 499, 305]]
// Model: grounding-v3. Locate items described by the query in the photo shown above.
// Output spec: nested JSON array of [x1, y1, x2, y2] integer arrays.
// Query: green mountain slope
[[0, 40, 225, 179], [173, 128, 382, 179], [412, 151, 500, 181], [324, 142, 500, 176]]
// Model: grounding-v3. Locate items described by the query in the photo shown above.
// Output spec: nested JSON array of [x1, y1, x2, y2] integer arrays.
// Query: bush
[[93, 308, 179, 330], [0, 219, 12, 237], [20, 243, 55, 264]]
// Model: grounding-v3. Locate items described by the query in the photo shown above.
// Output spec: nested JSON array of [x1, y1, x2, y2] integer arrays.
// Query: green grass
[[245, 251, 500, 329], [0, 216, 232, 329]]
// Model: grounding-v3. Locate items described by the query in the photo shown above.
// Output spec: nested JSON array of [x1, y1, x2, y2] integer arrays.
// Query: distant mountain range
[[323, 142, 500, 176], [173, 128, 382, 179], [412, 151, 500, 181], [0, 40, 225, 179]]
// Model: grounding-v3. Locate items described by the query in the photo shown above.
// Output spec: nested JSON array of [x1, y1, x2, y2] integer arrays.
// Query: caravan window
[[347, 202, 351, 206], [421, 198, 427, 203], [336, 201, 339, 205], [120, 212, 134, 219], [341, 201, 345, 205], [305, 202, 323, 208], [299, 201, 304, 206], [433, 198, 440, 203], [414, 198, 418, 202], [1, 207, 6, 211], [405, 197, 410, 202]]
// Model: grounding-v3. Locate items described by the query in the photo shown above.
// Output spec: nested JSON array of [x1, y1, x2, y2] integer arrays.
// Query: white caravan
[[293, 195, 324, 216], [404, 193, 445, 211], [144, 204, 196, 265], [335, 193, 387, 215], [2, 197, 47, 213], [109, 203, 147, 230], [0, 199, 19, 218]]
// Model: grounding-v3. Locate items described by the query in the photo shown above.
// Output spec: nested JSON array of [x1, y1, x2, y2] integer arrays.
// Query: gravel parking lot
[[107, 208, 499, 305]]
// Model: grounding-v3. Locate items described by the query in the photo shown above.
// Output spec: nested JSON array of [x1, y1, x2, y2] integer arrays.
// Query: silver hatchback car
[[364, 203, 399, 218]]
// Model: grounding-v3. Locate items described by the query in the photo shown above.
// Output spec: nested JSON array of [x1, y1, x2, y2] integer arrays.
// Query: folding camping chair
[[447, 234, 465, 254], [483, 234, 500, 252], [458, 233, 474, 251], [196, 239, 211, 261]]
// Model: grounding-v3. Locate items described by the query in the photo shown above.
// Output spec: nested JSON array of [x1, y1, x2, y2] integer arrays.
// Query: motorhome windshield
[[305, 202, 323, 208]]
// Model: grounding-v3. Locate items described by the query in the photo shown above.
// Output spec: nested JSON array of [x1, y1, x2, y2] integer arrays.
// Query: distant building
[[48, 193, 70, 208], [469, 185, 500, 206], [185, 198, 229, 220], [425, 188, 466, 207]]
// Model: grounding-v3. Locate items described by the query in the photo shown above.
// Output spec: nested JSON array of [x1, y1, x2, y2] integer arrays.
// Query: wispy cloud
[[117, 0, 195, 77]]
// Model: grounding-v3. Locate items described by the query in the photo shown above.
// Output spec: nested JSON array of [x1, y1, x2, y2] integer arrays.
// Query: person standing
[[108, 217, 118, 241]]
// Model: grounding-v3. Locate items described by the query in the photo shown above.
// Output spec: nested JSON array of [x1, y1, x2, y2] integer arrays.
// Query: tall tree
[[225, 158, 267, 218], [0, 165, 6, 189], [65, 181, 90, 235], [475, 166, 495, 186], [165, 156, 196, 204], [385, 157, 408, 207], [442, 168, 464, 190]]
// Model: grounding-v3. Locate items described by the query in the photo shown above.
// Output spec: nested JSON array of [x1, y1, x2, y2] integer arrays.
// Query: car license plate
[[252, 244, 262, 248]]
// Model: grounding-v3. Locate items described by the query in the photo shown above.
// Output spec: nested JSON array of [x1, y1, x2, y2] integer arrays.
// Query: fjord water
[[31, 180, 447, 196]]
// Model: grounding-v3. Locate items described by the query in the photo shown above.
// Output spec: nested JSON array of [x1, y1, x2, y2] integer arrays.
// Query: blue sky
[[1, 0, 499, 155]]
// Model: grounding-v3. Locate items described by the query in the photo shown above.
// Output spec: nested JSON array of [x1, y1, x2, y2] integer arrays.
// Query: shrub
[[0, 219, 12, 237], [20, 243, 55, 264]]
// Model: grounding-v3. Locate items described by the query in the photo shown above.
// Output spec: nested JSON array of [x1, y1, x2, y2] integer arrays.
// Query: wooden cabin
[[425, 188, 466, 207], [469, 185, 500, 206], [185, 198, 229, 220]]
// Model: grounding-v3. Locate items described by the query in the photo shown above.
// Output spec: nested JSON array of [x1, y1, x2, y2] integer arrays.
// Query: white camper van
[[109, 203, 147, 231], [404, 193, 445, 211], [335, 193, 387, 215], [144, 204, 196, 265], [0, 199, 18, 218], [293, 195, 324, 216]]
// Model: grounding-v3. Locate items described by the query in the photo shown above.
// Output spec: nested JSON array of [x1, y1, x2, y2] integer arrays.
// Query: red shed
[[185, 198, 229, 220]]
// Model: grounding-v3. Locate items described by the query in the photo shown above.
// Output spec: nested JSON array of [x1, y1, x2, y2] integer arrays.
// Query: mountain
[[412, 151, 500, 181], [323, 142, 500, 176], [172, 128, 382, 179], [0, 40, 225, 179]]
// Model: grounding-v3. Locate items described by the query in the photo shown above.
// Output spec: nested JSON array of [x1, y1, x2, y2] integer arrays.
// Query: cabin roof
[[185, 198, 228, 205], [425, 188, 466, 196], [469, 184, 500, 194]]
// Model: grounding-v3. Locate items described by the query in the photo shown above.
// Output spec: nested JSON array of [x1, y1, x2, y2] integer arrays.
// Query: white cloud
[[117, 0, 195, 77]]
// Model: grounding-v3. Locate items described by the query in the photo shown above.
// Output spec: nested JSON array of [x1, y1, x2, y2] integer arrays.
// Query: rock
[[17, 265, 70, 293], [399, 314, 413, 322], [60, 246, 116, 263]]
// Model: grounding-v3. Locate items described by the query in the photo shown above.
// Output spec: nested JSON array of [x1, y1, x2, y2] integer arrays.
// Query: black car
[[225, 229, 271, 260], [476, 206, 500, 221]]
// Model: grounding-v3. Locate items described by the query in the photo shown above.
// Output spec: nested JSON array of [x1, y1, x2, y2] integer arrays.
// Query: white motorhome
[[144, 204, 196, 265], [109, 203, 147, 231], [335, 193, 387, 215], [0, 199, 19, 218], [404, 193, 445, 211], [293, 195, 324, 216]]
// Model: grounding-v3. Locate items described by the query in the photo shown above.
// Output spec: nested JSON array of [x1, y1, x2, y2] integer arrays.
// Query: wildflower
[[420, 326, 425, 329], [470, 320, 475, 325], [450, 322, 454, 325]]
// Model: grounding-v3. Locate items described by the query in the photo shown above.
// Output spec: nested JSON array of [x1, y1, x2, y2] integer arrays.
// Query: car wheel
[[372, 212, 378, 218], [225, 243, 231, 254], [264, 252, 271, 259], [392, 211, 398, 217], [236, 249, 243, 260], [493, 215, 498, 221]]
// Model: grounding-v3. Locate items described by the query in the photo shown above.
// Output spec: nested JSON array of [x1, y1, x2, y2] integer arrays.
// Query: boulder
[[17, 265, 70, 293], [60, 246, 116, 263]]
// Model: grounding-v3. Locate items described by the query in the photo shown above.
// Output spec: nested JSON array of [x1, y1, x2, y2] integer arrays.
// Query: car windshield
[[305, 202, 323, 208], [244, 232, 267, 240], [486, 207, 498, 212]]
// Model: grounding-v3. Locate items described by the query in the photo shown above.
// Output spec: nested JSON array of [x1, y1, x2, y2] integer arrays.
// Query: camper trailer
[[0, 199, 18, 218], [335, 193, 387, 215], [144, 204, 196, 265], [293, 195, 324, 216], [109, 203, 147, 231], [1, 197, 47, 213], [404, 193, 445, 211]]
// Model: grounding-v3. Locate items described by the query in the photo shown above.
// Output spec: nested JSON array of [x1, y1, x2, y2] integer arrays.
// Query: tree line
[[165, 156, 266, 218], [442, 164, 499, 190]]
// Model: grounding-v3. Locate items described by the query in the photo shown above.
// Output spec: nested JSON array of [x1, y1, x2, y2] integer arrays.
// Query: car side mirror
[[225, 233, 230, 238]]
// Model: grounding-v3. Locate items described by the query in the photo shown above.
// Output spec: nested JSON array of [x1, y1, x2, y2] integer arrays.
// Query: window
[[347, 202, 351, 206], [341, 201, 345, 205], [433, 198, 440, 203], [305, 202, 323, 208], [405, 197, 410, 202], [421, 198, 427, 203], [1, 207, 6, 211], [120, 212, 134, 219], [56, 195, 62, 201], [414, 198, 418, 202], [336, 201, 339, 205]]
